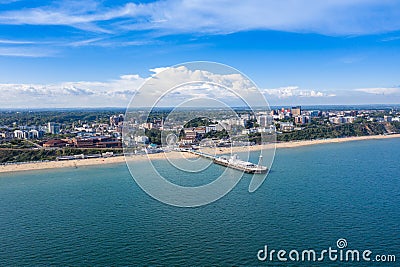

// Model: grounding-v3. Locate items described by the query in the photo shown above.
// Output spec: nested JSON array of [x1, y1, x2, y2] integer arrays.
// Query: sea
[[0, 139, 399, 266]]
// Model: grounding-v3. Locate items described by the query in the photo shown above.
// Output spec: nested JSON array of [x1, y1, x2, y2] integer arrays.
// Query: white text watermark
[[257, 238, 396, 263]]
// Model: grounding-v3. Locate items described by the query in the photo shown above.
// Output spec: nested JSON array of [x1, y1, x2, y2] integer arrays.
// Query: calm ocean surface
[[0, 139, 399, 266]]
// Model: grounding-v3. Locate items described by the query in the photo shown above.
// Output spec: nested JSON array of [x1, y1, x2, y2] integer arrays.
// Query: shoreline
[[1, 134, 399, 174]]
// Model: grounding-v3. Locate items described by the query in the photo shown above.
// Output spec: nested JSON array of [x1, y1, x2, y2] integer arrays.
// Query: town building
[[43, 139, 68, 148], [309, 110, 320, 117], [14, 130, 27, 139], [28, 129, 43, 139], [180, 137, 195, 144], [13, 129, 44, 139], [384, 115, 393, 122], [206, 124, 217, 133], [134, 136, 149, 144], [193, 127, 206, 135], [343, 116, 355, 123], [294, 115, 309, 125], [48, 122, 60, 134], [280, 122, 294, 132], [141, 122, 153, 129], [291, 106, 301, 116], [184, 129, 197, 139], [110, 114, 124, 127], [257, 115, 273, 127], [70, 136, 122, 148], [0, 131, 12, 139]]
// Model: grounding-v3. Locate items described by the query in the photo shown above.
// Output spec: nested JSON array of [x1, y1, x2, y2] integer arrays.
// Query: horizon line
[[1, 103, 400, 111]]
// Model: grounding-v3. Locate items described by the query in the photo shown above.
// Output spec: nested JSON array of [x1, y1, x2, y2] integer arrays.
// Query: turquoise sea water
[[0, 139, 399, 266]]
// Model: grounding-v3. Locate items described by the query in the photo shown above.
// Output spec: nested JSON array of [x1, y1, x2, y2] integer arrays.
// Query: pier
[[182, 149, 268, 174]]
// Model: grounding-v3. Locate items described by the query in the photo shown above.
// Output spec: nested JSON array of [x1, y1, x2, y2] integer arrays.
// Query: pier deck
[[181, 149, 267, 174]]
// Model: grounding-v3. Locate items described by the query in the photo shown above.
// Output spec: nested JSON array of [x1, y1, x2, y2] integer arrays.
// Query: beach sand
[[1, 134, 399, 174]]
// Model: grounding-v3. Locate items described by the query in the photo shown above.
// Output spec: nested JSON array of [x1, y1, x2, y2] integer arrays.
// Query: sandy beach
[[1, 134, 399, 174]]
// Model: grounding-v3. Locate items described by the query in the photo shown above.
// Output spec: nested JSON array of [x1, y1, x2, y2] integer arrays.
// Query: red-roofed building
[[43, 139, 68, 148]]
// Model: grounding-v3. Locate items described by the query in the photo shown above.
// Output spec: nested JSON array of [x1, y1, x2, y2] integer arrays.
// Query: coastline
[[1, 134, 399, 174]]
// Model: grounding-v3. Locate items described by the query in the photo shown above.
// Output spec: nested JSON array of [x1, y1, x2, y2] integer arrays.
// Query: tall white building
[[28, 129, 41, 139], [14, 130, 27, 139], [257, 115, 273, 127], [14, 129, 43, 139], [48, 122, 60, 134]]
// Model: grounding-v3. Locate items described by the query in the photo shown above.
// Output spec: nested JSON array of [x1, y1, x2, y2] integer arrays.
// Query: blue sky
[[0, 0, 400, 107]]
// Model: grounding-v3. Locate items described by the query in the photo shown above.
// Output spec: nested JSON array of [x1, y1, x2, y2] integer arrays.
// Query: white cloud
[[0, 66, 265, 108], [0, 46, 56, 57], [149, 67, 170, 75], [0, 0, 20, 3], [355, 87, 400, 95], [263, 86, 335, 98], [0, 74, 145, 108], [0, 39, 35, 44], [0, 0, 399, 36], [67, 38, 104, 47], [121, 66, 342, 108], [381, 36, 400, 42], [1, 67, 398, 108], [1, 0, 399, 58], [137, 66, 262, 107]]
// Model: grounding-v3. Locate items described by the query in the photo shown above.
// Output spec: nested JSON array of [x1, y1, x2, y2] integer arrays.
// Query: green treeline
[[0, 110, 124, 128], [277, 122, 397, 142]]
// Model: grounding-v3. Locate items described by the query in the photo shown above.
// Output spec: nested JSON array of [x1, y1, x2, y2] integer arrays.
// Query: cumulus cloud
[[118, 67, 340, 108], [135, 66, 262, 107], [1, 67, 397, 108], [0, 74, 145, 108], [0, 66, 265, 108]]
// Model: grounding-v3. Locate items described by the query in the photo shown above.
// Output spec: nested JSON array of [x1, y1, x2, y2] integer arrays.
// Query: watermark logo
[[336, 238, 347, 249], [257, 238, 396, 263], [122, 61, 276, 207]]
